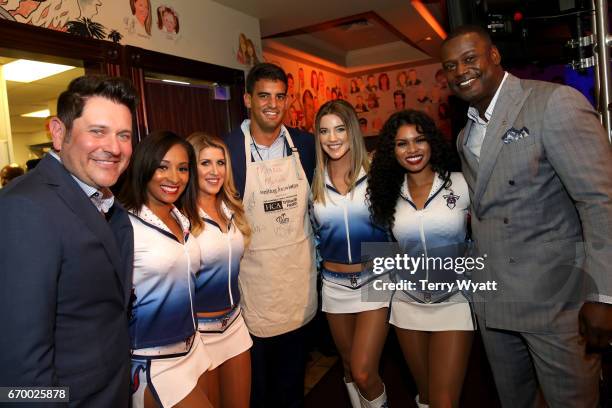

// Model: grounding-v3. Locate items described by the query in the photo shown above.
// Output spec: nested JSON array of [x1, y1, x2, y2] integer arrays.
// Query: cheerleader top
[[392, 172, 469, 251], [128, 205, 199, 349], [194, 202, 245, 313], [390, 172, 470, 302], [312, 167, 388, 265]]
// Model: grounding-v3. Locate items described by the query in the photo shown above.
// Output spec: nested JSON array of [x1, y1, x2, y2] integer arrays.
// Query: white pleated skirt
[[199, 312, 253, 370], [321, 269, 390, 314], [131, 335, 212, 408], [389, 292, 475, 331]]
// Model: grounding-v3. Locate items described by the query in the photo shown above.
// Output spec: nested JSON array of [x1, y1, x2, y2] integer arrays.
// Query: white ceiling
[[1, 57, 84, 135], [213, 0, 447, 72]]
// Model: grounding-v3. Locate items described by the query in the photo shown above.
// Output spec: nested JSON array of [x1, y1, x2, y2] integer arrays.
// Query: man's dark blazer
[[0, 155, 133, 407], [224, 125, 316, 198]]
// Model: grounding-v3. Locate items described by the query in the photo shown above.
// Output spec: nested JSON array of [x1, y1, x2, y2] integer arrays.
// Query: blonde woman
[[311, 100, 390, 408], [187, 132, 252, 408]]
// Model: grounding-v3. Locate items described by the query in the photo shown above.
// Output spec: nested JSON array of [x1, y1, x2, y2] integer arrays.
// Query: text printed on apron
[[238, 124, 317, 337]]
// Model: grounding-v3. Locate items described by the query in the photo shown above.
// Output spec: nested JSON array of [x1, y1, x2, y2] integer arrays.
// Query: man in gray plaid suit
[[440, 25, 612, 407]]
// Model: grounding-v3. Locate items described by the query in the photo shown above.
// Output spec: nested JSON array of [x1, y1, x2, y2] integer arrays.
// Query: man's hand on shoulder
[[579, 301, 612, 352]]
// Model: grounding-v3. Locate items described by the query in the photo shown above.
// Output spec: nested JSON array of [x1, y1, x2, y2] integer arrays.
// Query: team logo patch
[[131, 363, 145, 394], [444, 191, 459, 209]]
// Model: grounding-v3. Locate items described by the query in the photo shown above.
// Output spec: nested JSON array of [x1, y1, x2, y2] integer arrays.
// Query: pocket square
[[502, 127, 530, 144]]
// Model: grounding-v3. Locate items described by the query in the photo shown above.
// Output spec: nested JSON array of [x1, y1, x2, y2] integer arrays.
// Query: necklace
[[251, 137, 266, 161], [250, 135, 285, 161]]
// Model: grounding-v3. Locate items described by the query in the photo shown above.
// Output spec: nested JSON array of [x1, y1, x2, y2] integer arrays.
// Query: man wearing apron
[[225, 63, 317, 407]]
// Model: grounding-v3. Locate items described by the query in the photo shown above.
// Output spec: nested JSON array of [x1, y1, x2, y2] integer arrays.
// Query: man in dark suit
[[441, 25, 612, 407], [0, 75, 137, 407]]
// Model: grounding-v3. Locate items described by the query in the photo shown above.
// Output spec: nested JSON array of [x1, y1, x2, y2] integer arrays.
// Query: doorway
[[143, 72, 232, 139], [0, 51, 84, 175]]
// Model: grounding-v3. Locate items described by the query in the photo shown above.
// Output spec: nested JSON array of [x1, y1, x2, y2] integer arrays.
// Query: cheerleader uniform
[[390, 172, 475, 331], [129, 206, 212, 408], [194, 203, 252, 370], [312, 168, 390, 313]]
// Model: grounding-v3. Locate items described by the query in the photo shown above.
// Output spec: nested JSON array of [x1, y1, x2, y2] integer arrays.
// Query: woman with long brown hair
[[312, 100, 390, 408]]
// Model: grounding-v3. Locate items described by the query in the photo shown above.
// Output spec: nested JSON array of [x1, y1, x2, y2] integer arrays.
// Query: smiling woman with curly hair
[[367, 110, 474, 408], [367, 110, 456, 229]]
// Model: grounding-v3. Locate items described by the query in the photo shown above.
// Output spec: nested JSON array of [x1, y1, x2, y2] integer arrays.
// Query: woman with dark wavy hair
[[368, 110, 474, 408]]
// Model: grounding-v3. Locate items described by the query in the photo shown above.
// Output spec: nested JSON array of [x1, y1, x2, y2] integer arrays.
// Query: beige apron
[[238, 126, 317, 337]]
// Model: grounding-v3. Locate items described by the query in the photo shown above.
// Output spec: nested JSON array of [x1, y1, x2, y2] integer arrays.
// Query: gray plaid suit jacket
[[458, 73, 612, 333]]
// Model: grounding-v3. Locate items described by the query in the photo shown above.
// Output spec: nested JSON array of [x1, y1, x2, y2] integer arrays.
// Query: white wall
[[1, 0, 262, 71], [12, 130, 48, 166]]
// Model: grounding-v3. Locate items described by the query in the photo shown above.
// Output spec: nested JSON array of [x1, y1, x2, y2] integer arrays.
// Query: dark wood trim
[[262, 11, 429, 55], [0, 18, 121, 68], [121, 46, 247, 137], [369, 12, 429, 55], [263, 12, 377, 39], [123, 45, 242, 85], [264, 46, 437, 78], [263, 46, 347, 77], [0, 19, 246, 140], [347, 58, 439, 77]]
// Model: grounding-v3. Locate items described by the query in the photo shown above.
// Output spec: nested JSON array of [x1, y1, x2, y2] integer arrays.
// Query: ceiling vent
[[338, 18, 373, 31]]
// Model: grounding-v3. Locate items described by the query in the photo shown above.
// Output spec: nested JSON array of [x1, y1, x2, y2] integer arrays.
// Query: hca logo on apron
[[264, 201, 283, 212]]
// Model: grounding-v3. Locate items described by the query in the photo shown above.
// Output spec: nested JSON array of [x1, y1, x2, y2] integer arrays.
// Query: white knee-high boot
[[357, 384, 388, 408], [415, 394, 429, 408], [344, 378, 361, 408]]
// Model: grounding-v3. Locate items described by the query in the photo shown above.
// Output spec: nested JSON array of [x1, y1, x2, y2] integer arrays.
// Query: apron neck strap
[[284, 131, 300, 160], [241, 121, 301, 162]]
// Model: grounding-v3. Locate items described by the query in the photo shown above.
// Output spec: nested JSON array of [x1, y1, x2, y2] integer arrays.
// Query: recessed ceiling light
[[2, 59, 75, 83], [21, 109, 51, 118]]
